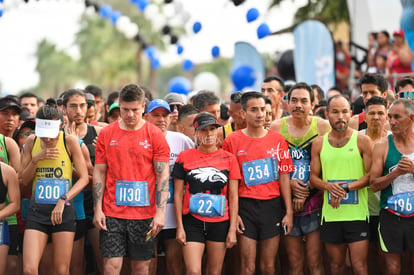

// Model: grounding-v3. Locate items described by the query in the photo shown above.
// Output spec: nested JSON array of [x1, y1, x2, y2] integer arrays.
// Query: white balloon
[[124, 23, 139, 39], [193, 72, 221, 94], [144, 4, 159, 20], [169, 15, 183, 28], [151, 16, 166, 32], [163, 3, 175, 19], [115, 16, 131, 33], [173, 1, 183, 13], [180, 12, 191, 24]]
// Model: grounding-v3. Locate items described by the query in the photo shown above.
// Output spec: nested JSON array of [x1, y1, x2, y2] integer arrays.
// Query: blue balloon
[[168, 77, 191, 95], [246, 8, 259, 23], [257, 23, 271, 39], [231, 65, 256, 90], [0, 9, 3, 18], [110, 11, 121, 25], [182, 59, 194, 71], [136, 0, 149, 12], [151, 58, 161, 69], [177, 44, 184, 55], [129, 0, 139, 4], [99, 4, 112, 19], [211, 46, 220, 58], [192, 22, 202, 34], [145, 46, 157, 59]]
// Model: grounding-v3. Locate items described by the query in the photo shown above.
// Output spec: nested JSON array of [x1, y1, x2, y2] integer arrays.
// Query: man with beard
[[310, 95, 372, 275], [62, 89, 102, 274], [370, 99, 414, 275], [271, 82, 330, 275]]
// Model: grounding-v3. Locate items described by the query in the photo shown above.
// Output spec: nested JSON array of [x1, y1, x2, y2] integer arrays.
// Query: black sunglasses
[[169, 104, 183, 111]]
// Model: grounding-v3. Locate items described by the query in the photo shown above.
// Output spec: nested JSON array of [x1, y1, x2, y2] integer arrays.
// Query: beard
[[331, 120, 348, 132]]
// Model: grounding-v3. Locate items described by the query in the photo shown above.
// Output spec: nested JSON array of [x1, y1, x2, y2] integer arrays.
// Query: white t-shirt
[[164, 131, 195, 229]]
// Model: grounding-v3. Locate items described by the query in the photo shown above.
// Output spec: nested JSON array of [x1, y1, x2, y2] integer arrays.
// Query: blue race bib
[[189, 193, 225, 217], [386, 191, 414, 217], [242, 157, 279, 187], [291, 159, 310, 183], [35, 178, 70, 204], [327, 180, 358, 204], [115, 180, 150, 207]]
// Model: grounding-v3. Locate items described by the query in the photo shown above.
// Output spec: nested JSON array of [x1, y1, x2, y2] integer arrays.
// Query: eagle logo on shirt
[[187, 167, 228, 194]]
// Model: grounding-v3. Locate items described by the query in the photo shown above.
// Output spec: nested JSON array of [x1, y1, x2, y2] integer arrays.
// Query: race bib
[[189, 193, 225, 217], [242, 157, 279, 187], [291, 159, 310, 183], [35, 178, 70, 204], [115, 180, 150, 207], [327, 180, 358, 204], [386, 191, 414, 217]]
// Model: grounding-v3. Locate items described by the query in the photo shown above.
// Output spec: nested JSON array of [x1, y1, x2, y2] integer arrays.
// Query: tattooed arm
[[150, 160, 170, 237], [92, 163, 108, 231]]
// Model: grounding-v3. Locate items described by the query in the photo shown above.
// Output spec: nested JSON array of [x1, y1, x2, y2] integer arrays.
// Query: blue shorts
[[0, 220, 10, 246], [288, 211, 321, 237]]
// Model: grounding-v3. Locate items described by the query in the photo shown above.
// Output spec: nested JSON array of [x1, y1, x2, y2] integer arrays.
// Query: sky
[[0, 0, 307, 94]]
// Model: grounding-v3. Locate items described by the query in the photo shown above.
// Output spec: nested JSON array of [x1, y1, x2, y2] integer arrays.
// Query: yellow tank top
[[31, 131, 73, 193], [320, 130, 368, 222]]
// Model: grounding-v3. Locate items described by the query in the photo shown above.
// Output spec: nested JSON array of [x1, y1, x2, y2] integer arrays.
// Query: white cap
[[35, 119, 61, 138]]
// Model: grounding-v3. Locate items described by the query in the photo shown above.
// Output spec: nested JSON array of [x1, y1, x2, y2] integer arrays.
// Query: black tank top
[[0, 165, 5, 204], [82, 125, 98, 165]]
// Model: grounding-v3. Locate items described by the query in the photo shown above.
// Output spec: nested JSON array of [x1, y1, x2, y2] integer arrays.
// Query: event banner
[[232, 41, 265, 92], [293, 20, 335, 96]]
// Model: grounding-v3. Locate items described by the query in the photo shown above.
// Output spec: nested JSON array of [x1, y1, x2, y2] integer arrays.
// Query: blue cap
[[147, 99, 171, 114]]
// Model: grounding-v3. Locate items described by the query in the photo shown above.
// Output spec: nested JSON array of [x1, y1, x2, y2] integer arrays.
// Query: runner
[[222, 91, 294, 275], [370, 99, 414, 275], [21, 98, 89, 275], [173, 112, 239, 274], [310, 95, 372, 275], [93, 84, 170, 274], [271, 82, 330, 275]]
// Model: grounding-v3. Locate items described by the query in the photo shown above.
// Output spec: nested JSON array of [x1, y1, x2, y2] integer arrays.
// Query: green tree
[[34, 39, 78, 98], [270, 0, 349, 26]]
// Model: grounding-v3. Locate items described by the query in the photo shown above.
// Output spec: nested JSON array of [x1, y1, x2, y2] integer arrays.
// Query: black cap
[[193, 112, 220, 130], [0, 97, 21, 113]]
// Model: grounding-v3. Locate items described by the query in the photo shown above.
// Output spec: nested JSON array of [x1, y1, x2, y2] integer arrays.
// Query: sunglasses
[[398, 91, 414, 99], [169, 104, 183, 111]]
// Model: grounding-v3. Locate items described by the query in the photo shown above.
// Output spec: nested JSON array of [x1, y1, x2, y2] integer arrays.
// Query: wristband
[[340, 183, 350, 193], [60, 195, 71, 206]]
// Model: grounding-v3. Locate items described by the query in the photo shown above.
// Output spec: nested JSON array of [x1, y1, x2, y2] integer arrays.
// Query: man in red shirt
[[93, 84, 170, 274], [223, 91, 294, 275]]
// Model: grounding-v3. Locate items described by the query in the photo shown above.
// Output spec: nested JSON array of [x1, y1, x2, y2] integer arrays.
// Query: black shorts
[[369, 215, 379, 242], [25, 219, 76, 235], [320, 220, 369, 244], [100, 216, 155, 261], [8, 224, 18, 255], [288, 211, 321, 237], [74, 219, 88, 241], [182, 214, 229, 243], [158, 228, 176, 242], [379, 209, 414, 254], [239, 197, 283, 241]]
